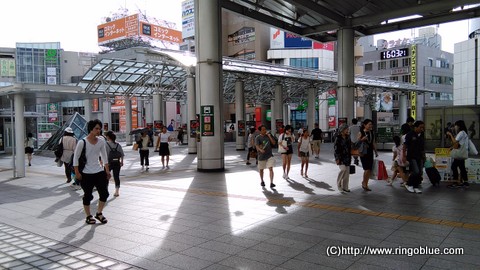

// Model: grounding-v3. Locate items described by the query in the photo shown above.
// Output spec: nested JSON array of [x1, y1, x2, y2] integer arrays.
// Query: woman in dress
[[358, 119, 378, 191], [279, 125, 295, 179], [334, 124, 351, 192], [24, 132, 36, 166], [156, 126, 173, 169]]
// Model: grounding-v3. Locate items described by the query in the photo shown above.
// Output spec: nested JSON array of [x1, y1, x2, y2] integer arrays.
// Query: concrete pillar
[[137, 99, 144, 127], [125, 98, 132, 145], [145, 100, 153, 124], [160, 96, 166, 124], [283, 104, 290, 125], [153, 94, 161, 123], [195, 0, 224, 171], [274, 84, 283, 133], [270, 99, 275, 133], [337, 27, 355, 123], [102, 99, 111, 131], [307, 87, 316, 131], [319, 92, 329, 131], [399, 93, 408, 125], [14, 94, 25, 178], [187, 71, 197, 154], [235, 80, 245, 150], [83, 99, 92, 122], [364, 102, 372, 120]]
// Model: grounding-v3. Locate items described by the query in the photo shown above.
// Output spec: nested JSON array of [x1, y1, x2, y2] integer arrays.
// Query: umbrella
[[129, 127, 148, 135]]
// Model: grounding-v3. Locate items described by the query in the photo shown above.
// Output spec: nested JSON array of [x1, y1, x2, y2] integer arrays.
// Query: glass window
[[364, 63, 373, 71], [378, 61, 386, 70], [389, 59, 398, 68], [289, 58, 319, 70]]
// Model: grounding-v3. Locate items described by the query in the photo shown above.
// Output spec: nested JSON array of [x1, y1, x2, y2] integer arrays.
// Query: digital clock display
[[380, 48, 409, 60]]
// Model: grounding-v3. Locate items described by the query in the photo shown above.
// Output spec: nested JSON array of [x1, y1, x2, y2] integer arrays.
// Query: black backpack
[[107, 143, 122, 165], [54, 139, 63, 158]]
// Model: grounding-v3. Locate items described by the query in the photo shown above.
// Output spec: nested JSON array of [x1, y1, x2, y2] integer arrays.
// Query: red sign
[[328, 116, 336, 127]]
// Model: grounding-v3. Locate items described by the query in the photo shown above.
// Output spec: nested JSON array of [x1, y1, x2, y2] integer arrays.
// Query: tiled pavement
[[0, 142, 479, 270]]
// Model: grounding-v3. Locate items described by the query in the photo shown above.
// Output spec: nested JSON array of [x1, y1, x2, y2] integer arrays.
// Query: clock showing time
[[380, 48, 409, 60]]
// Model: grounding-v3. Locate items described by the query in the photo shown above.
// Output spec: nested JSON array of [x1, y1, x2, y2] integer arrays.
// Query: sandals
[[85, 215, 96, 224], [95, 212, 108, 224]]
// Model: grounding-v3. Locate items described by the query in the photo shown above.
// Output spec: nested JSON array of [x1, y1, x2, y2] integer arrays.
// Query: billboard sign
[[182, 0, 195, 39], [97, 14, 139, 45], [284, 33, 312, 48], [0, 59, 15, 76], [270, 28, 285, 49], [140, 22, 182, 43]]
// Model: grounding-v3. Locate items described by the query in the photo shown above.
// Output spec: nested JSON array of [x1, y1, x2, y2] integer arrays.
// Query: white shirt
[[349, 125, 360, 143], [456, 130, 468, 149], [159, 132, 171, 143], [298, 136, 311, 153], [73, 137, 108, 174]]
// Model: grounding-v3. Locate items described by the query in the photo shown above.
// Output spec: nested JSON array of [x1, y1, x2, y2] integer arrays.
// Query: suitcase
[[425, 167, 441, 186]]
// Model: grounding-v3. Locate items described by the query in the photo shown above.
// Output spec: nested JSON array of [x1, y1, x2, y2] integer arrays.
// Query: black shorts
[[25, 147, 34, 154]]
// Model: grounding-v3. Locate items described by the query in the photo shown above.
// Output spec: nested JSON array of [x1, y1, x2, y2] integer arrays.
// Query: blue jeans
[[407, 158, 423, 188]]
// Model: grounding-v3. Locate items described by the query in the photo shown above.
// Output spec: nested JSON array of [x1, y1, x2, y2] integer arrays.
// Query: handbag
[[249, 149, 257, 159], [349, 165, 356, 174], [132, 143, 139, 151], [450, 143, 468, 160], [357, 141, 368, 157], [350, 148, 360, 156], [168, 142, 172, 155], [278, 134, 287, 154]]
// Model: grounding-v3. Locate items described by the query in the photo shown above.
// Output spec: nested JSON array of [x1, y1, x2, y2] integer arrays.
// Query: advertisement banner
[[270, 28, 285, 49], [97, 14, 139, 45], [237, 120, 245, 137], [284, 33, 312, 48], [328, 116, 336, 127], [190, 120, 198, 138]]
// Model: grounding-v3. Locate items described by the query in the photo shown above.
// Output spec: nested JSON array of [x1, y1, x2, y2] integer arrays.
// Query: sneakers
[[283, 173, 287, 179], [447, 183, 461, 188], [342, 189, 351, 192], [146, 166, 149, 171], [386, 178, 393, 186], [405, 185, 415, 193], [413, 188, 422, 194]]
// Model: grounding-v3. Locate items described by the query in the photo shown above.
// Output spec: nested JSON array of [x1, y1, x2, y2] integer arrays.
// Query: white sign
[[47, 67, 56, 76], [47, 76, 57, 85], [182, 0, 195, 39], [270, 28, 284, 49]]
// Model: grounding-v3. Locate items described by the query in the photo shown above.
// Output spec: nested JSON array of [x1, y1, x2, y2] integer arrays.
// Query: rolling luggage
[[425, 167, 441, 186]]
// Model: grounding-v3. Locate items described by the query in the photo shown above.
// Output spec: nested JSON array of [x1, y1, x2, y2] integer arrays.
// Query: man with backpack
[[105, 131, 124, 197], [73, 119, 111, 225]]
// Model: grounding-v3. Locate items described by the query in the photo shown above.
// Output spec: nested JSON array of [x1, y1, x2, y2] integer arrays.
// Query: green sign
[[201, 105, 214, 136], [266, 110, 271, 121], [328, 97, 336, 106], [45, 49, 58, 63]]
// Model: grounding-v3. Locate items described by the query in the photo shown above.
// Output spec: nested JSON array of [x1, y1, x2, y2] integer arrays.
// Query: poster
[[237, 120, 245, 137]]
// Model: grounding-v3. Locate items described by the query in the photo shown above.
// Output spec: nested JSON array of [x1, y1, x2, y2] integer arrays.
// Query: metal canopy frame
[[79, 47, 430, 105], [221, 0, 480, 42]]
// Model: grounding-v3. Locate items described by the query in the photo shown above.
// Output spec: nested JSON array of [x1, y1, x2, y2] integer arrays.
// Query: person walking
[[349, 118, 361, 165], [389, 135, 408, 186], [156, 126, 172, 169], [60, 127, 77, 185], [24, 133, 36, 166], [255, 125, 277, 188], [446, 120, 470, 188], [138, 131, 150, 170], [279, 125, 295, 179], [298, 129, 312, 178], [334, 124, 352, 192], [310, 123, 322, 159], [402, 121, 426, 193], [105, 131, 124, 197], [358, 119, 379, 191], [246, 128, 257, 165], [73, 119, 111, 225]]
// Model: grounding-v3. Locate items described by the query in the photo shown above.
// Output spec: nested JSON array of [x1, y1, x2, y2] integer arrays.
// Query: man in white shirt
[[73, 119, 111, 225]]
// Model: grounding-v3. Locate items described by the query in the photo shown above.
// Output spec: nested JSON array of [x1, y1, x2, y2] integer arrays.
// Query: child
[[298, 129, 312, 178], [389, 135, 408, 186]]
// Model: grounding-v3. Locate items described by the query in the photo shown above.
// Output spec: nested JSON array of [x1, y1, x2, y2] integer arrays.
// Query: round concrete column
[[399, 93, 408, 125], [274, 84, 283, 134], [235, 80, 245, 151], [83, 99, 92, 122], [14, 94, 25, 178], [337, 27, 355, 123], [102, 99, 111, 131], [307, 87, 316, 131], [195, 0, 224, 171], [187, 72, 197, 154], [125, 98, 132, 145]]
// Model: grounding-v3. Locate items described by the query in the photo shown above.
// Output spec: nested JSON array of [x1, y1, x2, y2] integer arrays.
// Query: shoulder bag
[[278, 134, 287, 154]]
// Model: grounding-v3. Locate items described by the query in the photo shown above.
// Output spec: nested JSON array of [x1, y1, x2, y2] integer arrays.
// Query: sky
[[0, 0, 472, 54]]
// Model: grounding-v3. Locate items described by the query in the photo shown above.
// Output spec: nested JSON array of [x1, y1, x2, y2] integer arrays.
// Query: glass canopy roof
[[78, 47, 430, 106]]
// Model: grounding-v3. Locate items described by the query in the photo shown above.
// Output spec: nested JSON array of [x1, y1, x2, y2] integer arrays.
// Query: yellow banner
[[435, 148, 451, 157], [410, 45, 417, 119]]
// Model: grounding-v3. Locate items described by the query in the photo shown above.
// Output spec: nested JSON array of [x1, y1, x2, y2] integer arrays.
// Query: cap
[[338, 124, 349, 133], [64, 127, 74, 133]]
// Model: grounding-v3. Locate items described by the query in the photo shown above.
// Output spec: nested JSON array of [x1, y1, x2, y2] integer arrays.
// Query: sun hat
[[64, 127, 74, 133]]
